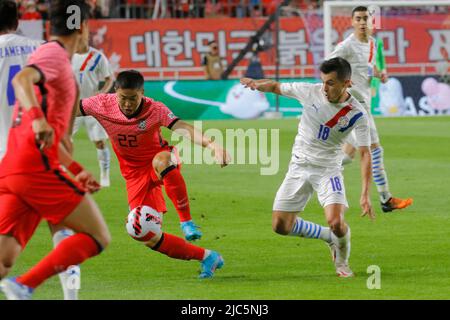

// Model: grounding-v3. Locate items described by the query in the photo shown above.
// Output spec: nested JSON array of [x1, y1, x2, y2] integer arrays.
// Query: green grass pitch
[[4, 116, 450, 300]]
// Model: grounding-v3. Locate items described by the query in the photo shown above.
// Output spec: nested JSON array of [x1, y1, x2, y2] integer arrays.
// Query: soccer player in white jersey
[[328, 6, 413, 213], [0, 1, 42, 161], [241, 57, 374, 277], [72, 40, 114, 187], [0, 1, 87, 300]]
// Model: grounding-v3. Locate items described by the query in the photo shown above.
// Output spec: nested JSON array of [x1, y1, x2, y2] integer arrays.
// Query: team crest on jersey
[[337, 116, 350, 129], [168, 112, 175, 119], [138, 120, 147, 130]]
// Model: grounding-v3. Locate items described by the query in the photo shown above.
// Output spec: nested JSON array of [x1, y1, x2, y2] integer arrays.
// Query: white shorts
[[73, 116, 108, 142], [273, 161, 348, 212]]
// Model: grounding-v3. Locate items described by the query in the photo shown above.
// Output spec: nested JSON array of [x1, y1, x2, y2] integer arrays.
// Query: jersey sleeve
[[353, 111, 370, 147], [327, 42, 348, 60], [157, 103, 179, 129], [27, 45, 64, 84], [80, 93, 107, 118], [97, 52, 114, 79], [280, 82, 313, 102]]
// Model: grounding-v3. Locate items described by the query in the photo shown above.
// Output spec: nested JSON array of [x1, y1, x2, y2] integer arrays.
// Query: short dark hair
[[116, 70, 144, 90], [352, 6, 368, 17], [50, 0, 90, 36], [319, 57, 352, 81], [0, 0, 19, 33], [208, 40, 217, 46]]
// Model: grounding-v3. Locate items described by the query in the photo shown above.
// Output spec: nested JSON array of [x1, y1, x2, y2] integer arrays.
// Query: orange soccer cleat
[[381, 197, 414, 213]]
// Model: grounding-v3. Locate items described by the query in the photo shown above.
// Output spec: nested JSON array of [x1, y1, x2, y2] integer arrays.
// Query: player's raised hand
[[32, 118, 55, 149], [75, 170, 101, 194], [360, 194, 375, 220]]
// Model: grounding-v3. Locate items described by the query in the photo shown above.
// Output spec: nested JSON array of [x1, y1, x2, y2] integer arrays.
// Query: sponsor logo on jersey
[[138, 120, 146, 130]]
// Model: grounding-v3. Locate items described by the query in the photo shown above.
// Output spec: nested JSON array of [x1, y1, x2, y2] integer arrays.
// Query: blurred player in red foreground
[[0, 0, 111, 300], [78, 70, 230, 278]]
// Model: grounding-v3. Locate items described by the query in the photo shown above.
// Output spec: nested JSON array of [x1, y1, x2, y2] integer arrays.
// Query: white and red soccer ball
[[126, 205, 162, 242]]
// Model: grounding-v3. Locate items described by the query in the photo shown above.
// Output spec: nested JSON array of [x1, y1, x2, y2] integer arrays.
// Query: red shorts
[[126, 146, 180, 213], [0, 169, 85, 248]]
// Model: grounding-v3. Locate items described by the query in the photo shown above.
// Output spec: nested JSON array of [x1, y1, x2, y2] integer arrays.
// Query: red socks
[[152, 233, 205, 261], [162, 166, 191, 222], [17, 233, 101, 289]]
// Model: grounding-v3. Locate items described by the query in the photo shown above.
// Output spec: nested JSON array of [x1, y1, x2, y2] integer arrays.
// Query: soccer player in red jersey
[[0, 0, 111, 300], [79, 70, 230, 278]]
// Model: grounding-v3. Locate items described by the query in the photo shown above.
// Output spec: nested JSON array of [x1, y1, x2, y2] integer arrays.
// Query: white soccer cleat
[[100, 170, 110, 187], [335, 263, 354, 278], [0, 278, 34, 300]]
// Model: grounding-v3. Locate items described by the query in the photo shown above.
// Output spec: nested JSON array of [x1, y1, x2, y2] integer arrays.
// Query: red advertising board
[[88, 15, 450, 79]]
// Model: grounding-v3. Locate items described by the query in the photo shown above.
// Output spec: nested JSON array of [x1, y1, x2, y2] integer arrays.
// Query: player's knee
[[93, 229, 111, 250], [272, 218, 291, 235], [0, 260, 13, 279], [327, 217, 345, 236], [152, 152, 173, 174], [95, 140, 105, 149]]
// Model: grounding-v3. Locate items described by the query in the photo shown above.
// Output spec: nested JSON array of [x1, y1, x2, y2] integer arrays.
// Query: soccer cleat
[[0, 278, 34, 300], [381, 197, 413, 213], [335, 264, 354, 278], [199, 251, 224, 279], [181, 220, 202, 241], [100, 170, 110, 187]]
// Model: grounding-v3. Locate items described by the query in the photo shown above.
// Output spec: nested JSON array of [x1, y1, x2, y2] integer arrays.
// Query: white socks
[[371, 147, 392, 203], [97, 147, 111, 187], [289, 217, 331, 243], [53, 229, 80, 300], [331, 227, 351, 266]]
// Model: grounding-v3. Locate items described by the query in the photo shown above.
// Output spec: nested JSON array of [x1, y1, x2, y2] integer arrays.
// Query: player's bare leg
[[370, 142, 413, 212], [324, 204, 353, 277], [153, 151, 202, 241], [95, 140, 111, 188], [48, 223, 80, 300], [7, 195, 110, 298], [0, 235, 21, 281]]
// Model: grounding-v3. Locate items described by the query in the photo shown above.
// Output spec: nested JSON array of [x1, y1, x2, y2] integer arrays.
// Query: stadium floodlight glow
[[323, 0, 450, 57]]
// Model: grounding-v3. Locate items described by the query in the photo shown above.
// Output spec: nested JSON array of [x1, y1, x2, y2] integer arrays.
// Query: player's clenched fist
[[75, 170, 101, 194], [32, 118, 55, 150]]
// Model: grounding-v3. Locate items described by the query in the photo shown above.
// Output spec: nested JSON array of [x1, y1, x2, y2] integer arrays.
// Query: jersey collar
[[122, 99, 144, 119]]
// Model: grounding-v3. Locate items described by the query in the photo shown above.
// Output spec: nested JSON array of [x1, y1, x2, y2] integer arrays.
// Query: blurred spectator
[[21, 1, 42, 20], [203, 40, 224, 80], [88, 0, 104, 18]]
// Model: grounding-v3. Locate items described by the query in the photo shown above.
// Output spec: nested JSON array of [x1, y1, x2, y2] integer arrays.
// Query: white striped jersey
[[328, 33, 377, 108], [281, 82, 370, 168], [0, 33, 42, 160], [72, 47, 113, 99]]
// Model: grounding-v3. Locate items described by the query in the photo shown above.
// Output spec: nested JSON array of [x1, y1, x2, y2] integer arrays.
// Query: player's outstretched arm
[[359, 146, 375, 220], [170, 120, 231, 167], [240, 77, 282, 95], [12, 67, 54, 149]]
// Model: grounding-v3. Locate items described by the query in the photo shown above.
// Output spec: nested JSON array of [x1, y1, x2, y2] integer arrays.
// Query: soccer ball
[[126, 205, 162, 242]]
